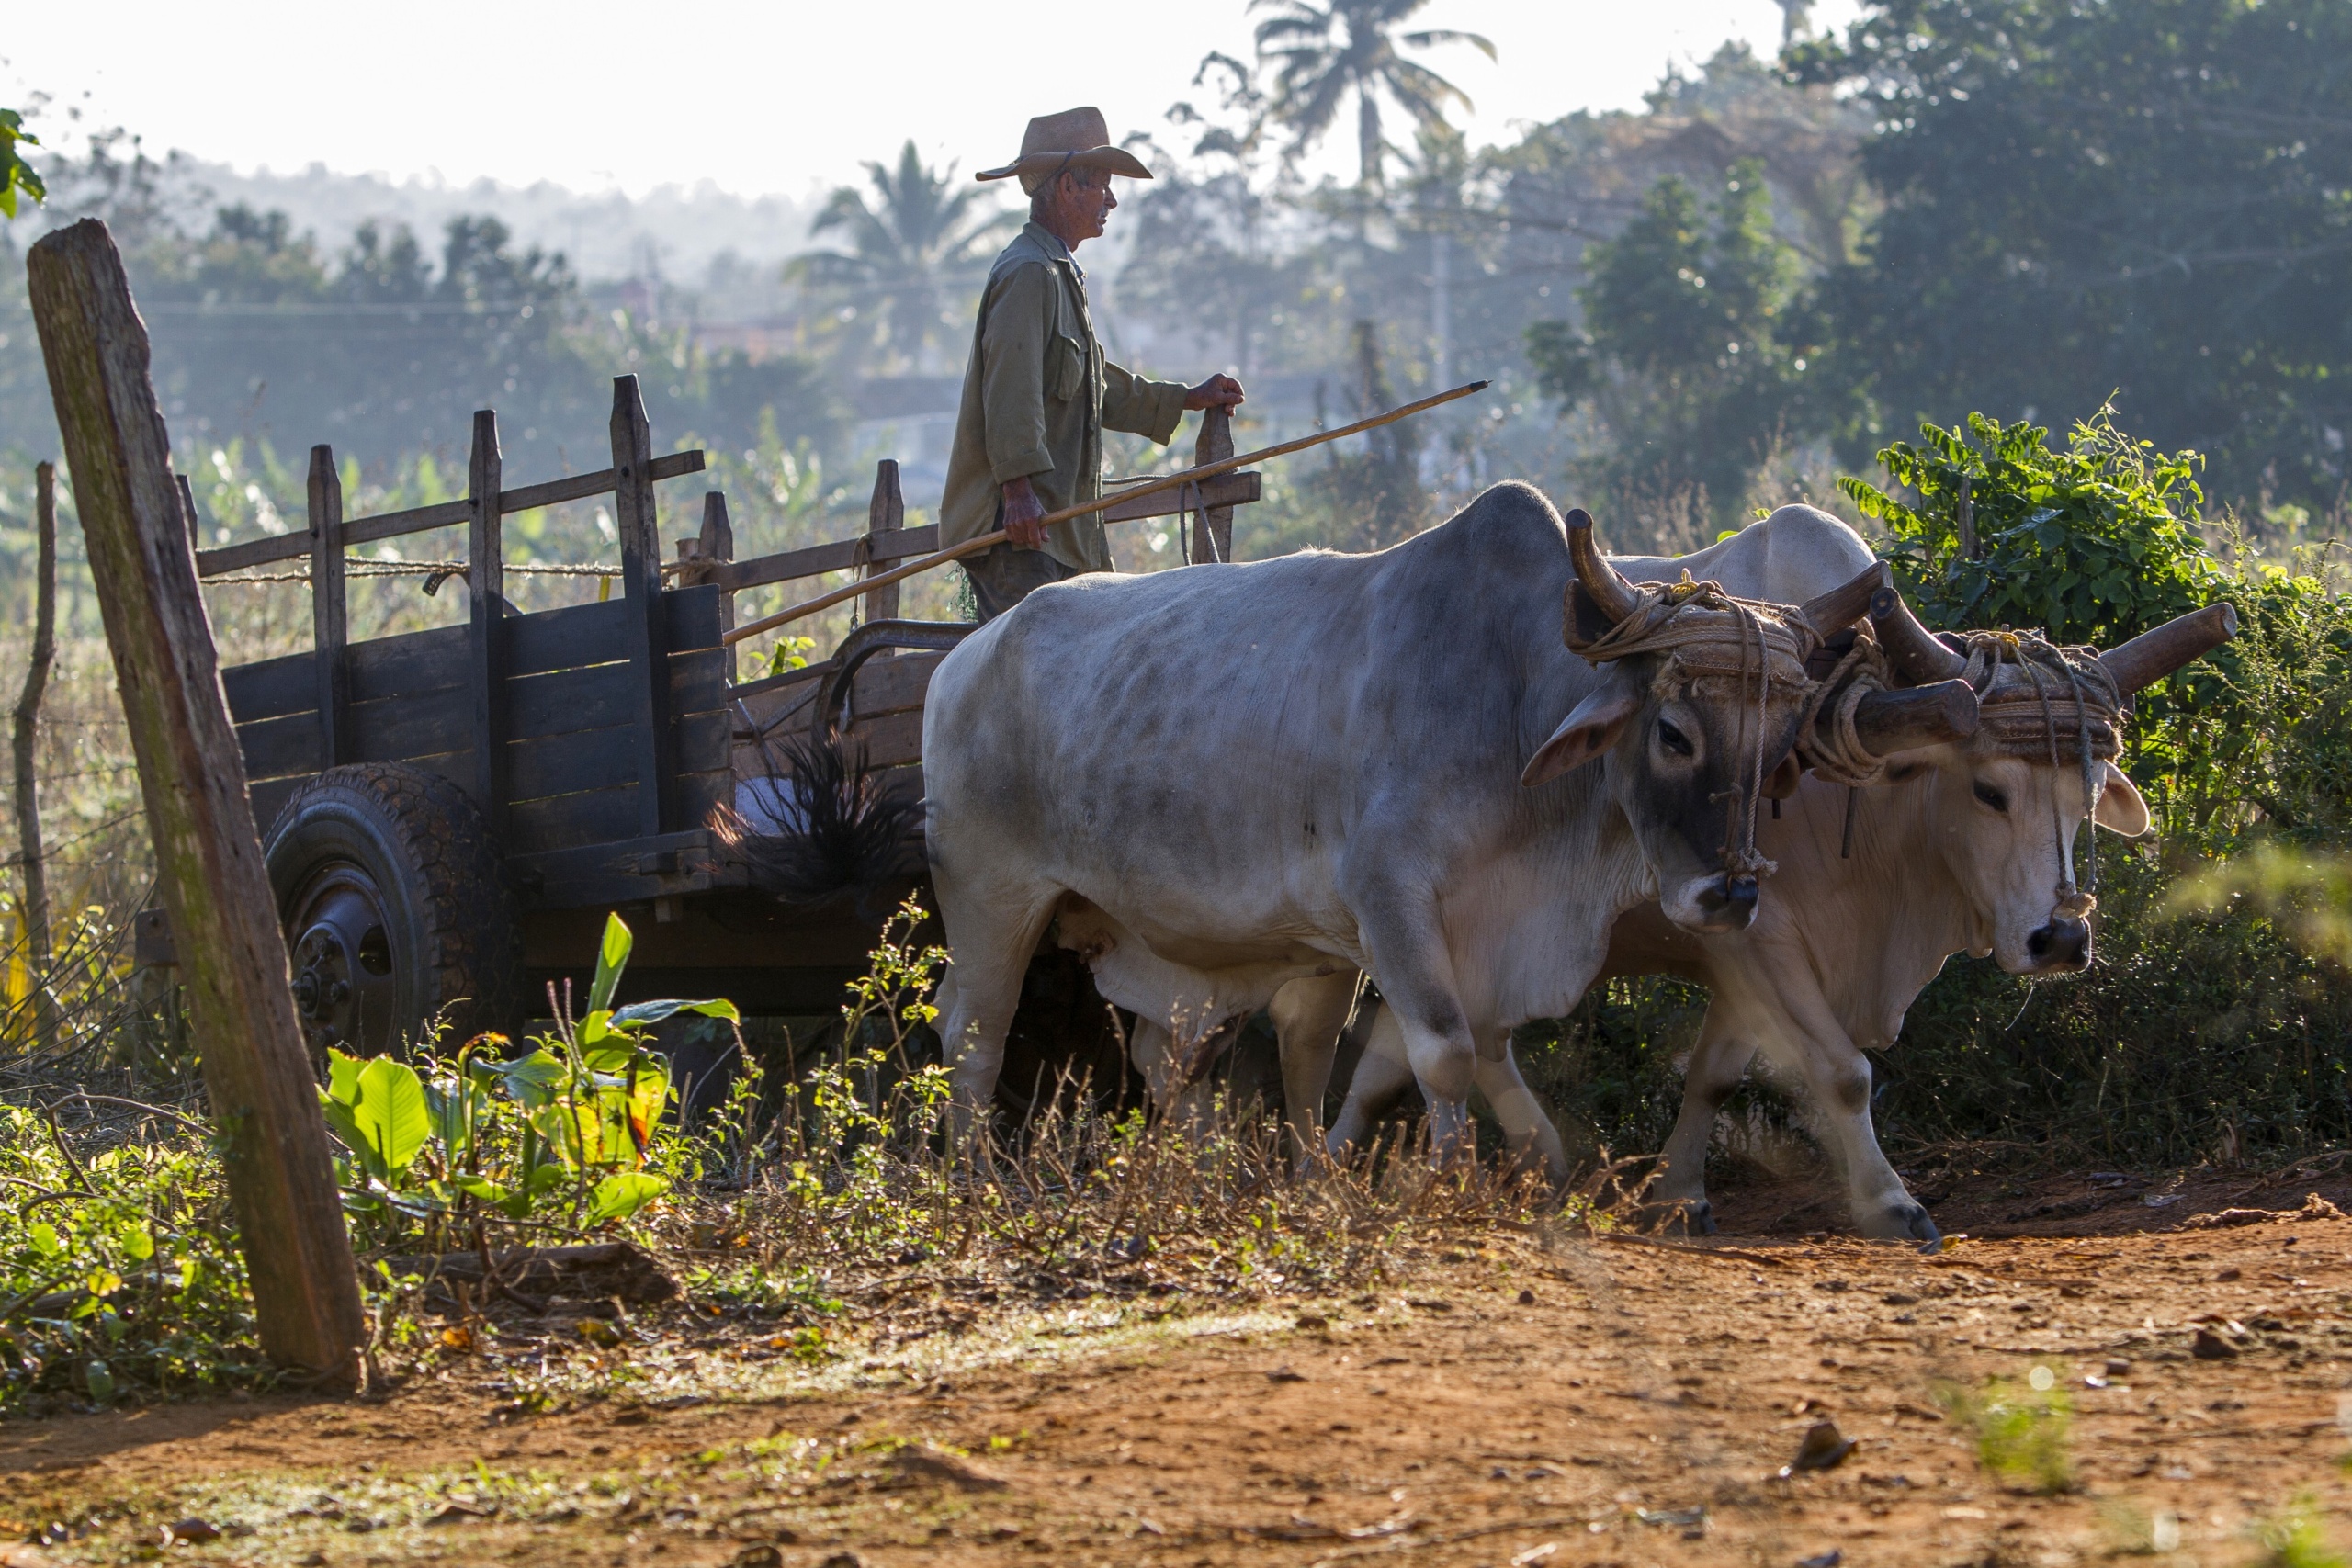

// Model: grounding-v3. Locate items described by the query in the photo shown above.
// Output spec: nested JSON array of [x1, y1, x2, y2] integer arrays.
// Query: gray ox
[[921, 484, 1963, 1144], [1316, 509, 2235, 1245]]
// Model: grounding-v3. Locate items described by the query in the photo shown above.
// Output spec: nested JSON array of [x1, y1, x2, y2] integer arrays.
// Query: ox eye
[[1657, 718, 1694, 758], [1973, 780, 2009, 813]]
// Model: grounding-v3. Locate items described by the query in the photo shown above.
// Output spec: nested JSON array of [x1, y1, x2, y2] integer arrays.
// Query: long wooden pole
[[27, 219, 366, 1388], [14, 461, 57, 1053], [723, 378, 1491, 645]]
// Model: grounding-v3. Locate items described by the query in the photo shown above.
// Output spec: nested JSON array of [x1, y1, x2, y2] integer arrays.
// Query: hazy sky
[[4, 0, 1858, 198]]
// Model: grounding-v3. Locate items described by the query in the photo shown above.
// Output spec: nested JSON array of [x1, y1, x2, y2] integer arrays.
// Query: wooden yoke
[[26, 218, 366, 1386], [1192, 404, 1235, 564], [468, 411, 508, 837], [611, 376, 676, 836], [864, 460, 904, 624]]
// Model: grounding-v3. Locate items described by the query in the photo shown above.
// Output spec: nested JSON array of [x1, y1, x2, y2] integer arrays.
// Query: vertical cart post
[[863, 459, 904, 624], [468, 410, 508, 836], [611, 375, 675, 835], [309, 444, 350, 767]]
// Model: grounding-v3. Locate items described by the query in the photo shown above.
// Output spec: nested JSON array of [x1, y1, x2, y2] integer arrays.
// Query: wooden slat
[[717, 525, 941, 592], [676, 766, 729, 834], [223, 651, 317, 725], [844, 708, 924, 770], [611, 376, 674, 836], [347, 624, 468, 704], [194, 449, 708, 577], [469, 411, 508, 837], [239, 712, 327, 783], [508, 784, 641, 857], [848, 649, 943, 720], [309, 445, 350, 765], [508, 710, 729, 804]]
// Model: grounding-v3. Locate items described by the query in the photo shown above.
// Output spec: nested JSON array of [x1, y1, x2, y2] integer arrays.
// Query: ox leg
[[1469, 1042, 1566, 1186], [1646, 1010, 1755, 1237], [1747, 991, 1938, 1250], [1128, 1018, 1182, 1111], [1326, 997, 1414, 1158], [932, 884, 1060, 1144], [1269, 969, 1363, 1167]]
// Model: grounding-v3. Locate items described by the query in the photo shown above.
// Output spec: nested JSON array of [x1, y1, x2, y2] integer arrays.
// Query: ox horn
[[1867, 584, 1969, 684], [1798, 560, 1894, 638], [2099, 602, 2239, 695], [1566, 506, 1644, 625], [1846, 678, 1980, 757]]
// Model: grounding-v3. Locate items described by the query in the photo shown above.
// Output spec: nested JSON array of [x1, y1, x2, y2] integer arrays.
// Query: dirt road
[[6, 1169, 2351, 1566]]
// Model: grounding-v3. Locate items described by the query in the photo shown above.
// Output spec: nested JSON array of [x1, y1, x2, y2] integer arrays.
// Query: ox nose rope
[[1569, 573, 1819, 888], [1949, 628, 2122, 927]]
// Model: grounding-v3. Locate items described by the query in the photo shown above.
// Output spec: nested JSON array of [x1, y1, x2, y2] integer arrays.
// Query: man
[[943, 106, 1246, 621]]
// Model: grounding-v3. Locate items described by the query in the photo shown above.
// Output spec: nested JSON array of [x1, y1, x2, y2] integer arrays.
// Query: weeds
[[1937, 1367, 2075, 1495], [2256, 1494, 2348, 1568]]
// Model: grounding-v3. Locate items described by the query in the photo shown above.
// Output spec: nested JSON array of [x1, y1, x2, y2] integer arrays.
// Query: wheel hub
[[286, 871, 398, 1055]]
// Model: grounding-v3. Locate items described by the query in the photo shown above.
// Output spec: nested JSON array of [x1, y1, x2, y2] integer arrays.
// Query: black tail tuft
[[711, 729, 925, 916]]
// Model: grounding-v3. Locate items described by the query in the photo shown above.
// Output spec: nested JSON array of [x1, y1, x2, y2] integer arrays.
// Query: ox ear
[[1523, 681, 1642, 786], [1763, 750, 1802, 800], [2093, 761, 2150, 836]]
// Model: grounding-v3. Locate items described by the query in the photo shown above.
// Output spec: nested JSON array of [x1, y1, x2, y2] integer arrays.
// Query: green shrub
[[1939, 1370, 2075, 1494]]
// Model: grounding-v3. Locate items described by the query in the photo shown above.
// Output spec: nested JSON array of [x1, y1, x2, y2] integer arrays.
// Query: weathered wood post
[[26, 218, 365, 1386], [309, 445, 350, 768], [1192, 404, 1235, 564], [610, 376, 675, 836], [696, 491, 734, 636], [863, 459, 903, 624]]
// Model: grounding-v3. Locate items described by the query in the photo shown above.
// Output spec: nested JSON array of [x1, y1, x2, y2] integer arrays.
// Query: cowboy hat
[[976, 107, 1152, 194]]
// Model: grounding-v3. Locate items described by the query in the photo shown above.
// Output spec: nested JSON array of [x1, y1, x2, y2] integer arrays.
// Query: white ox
[[920, 485, 1949, 1145], [1314, 509, 2236, 1246]]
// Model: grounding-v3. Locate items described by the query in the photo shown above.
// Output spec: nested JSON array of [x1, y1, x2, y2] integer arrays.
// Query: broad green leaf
[[611, 998, 741, 1026], [325, 1048, 364, 1108], [353, 1058, 430, 1175], [120, 1225, 154, 1263], [499, 1048, 566, 1108], [588, 913, 632, 1015], [29, 1222, 60, 1257], [587, 1171, 668, 1224]]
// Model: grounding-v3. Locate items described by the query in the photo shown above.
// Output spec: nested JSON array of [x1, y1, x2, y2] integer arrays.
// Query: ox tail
[[710, 730, 926, 918]]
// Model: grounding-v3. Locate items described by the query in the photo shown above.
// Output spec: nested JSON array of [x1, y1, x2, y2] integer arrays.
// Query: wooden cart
[[167, 374, 1257, 1053]]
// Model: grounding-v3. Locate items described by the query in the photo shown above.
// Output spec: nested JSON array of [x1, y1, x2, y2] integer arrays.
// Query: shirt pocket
[[1049, 334, 1086, 403]]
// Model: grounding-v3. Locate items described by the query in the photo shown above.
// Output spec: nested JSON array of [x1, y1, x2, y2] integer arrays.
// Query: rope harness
[[1568, 573, 1821, 886], [1947, 629, 2122, 923]]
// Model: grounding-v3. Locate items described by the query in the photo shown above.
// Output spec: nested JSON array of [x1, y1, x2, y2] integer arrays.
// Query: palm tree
[[1250, 0, 1495, 189], [790, 141, 1016, 373]]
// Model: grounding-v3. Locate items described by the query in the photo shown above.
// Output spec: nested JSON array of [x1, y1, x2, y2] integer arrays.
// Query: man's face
[[1045, 169, 1116, 244]]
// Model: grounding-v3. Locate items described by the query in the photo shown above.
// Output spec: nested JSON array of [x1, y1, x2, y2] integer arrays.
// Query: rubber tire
[[263, 762, 525, 1055]]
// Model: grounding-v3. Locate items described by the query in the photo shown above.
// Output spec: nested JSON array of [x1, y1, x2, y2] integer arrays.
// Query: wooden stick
[[13, 461, 56, 1052], [723, 379, 1491, 646], [27, 218, 367, 1387]]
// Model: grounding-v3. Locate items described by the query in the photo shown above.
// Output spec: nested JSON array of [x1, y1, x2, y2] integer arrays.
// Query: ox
[[1316, 510, 2235, 1245], [920, 484, 1962, 1147]]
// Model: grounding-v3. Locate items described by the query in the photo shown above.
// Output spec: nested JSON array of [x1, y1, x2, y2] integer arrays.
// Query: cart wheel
[[263, 762, 524, 1060]]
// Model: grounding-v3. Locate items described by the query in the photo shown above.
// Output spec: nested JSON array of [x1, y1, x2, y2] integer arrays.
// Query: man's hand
[[1000, 474, 1049, 548], [1183, 373, 1246, 412]]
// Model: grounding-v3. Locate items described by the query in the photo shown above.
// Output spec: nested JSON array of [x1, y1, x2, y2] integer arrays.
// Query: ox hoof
[[1878, 1201, 1941, 1253]]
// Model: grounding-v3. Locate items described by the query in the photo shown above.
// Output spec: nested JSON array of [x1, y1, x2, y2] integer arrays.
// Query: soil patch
[[6, 1168, 2351, 1566]]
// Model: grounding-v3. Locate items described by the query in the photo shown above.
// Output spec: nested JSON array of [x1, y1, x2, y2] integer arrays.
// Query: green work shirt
[[939, 222, 1190, 573]]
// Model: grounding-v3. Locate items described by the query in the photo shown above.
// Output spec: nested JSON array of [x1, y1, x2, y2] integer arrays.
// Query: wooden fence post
[[863, 460, 903, 624], [610, 376, 674, 836], [309, 445, 350, 768], [1192, 404, 1235, 564], [697, 491, 734, 636], [469, 411, 509, 837], [26, 218, 365, 1387]]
